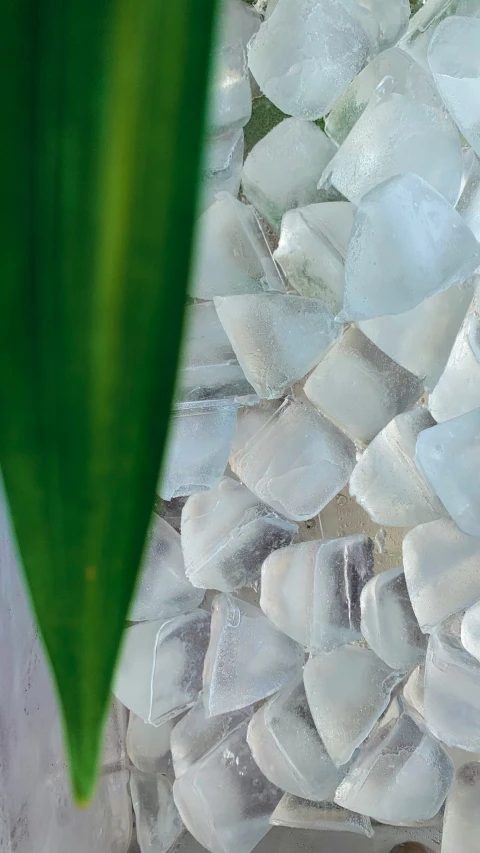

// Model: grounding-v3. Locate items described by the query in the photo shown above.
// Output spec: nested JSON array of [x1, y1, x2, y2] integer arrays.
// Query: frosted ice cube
[[173, 721, 281, 853], [159, 404, 237, 500], [247, 0, 371, 120], [350, 407, 446, 527], [424, 628, 480, 750], [270, 794, 373, 836], [192, 193, 283, 301], [321, 88, 463, 206], [399, 0, 480, 71], [247, 675, 347, 801], [203, 593, 304, 716], [415, 408, 480, 537], [402, 664, 426, 721], [214, 293, 340, 398], [127, 713, 174, 774], [200, 130, 244, 213], [304, 646, 403, 766], [171, 692, 251, 778], [340, 173, 480, 321], [359, 278, 475, 391], [428, 16, 480, 158], [304, 326, 423, 444], [429, 289, 480, 422], [457, 151, 480, 241], [129, 514, 203, 623], [181, 477, 297, 593], [335, 710, 454, 822], [442, 762, 480, 853], [113, 610, 211, 725], [242, 118, 337, 231], [230, 397, 357, 522], [273, 202, 356, 313], [260, 535, 373, 650], [403, 518, 480, 633], [360, 567, 426, 671], [462, 600, 480, 662], [130, 771, 183, 853]]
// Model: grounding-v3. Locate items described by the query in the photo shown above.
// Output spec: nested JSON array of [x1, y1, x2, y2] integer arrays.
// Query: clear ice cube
[[270, 794, 374, 836], [350, 407, 446, 527], [303, 646, 403, 766], [403, 517, 480, 633], [129, 514, 203, 623], [130, 771, 183, 853], [241, 118, 337, 231], [304, 326, 423, 444], [246, 675, 347, 801], [442, 762, 480, 853], [181, 477, 298, 593], [247, 0, 371, 120], [273, 202, 356, 313], [340, 173, 480, 321], [230, 397, 357, 522], [200, 130, 244, 213], [214, 293, 340, 398], [126, 713, 174, 775], [360, 567, 427, 671], [113, 610, 211, 725], [203, 593, 304, 717]]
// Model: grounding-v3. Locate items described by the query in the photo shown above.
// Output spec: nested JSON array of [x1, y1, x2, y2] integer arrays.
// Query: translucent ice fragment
[[129, 514, 203, 622], [173, 721, 281, 853], [200, 130, 244, 213], [242, 118, 337, 231], [303, 646, 403, 766], [247, 675, 346, 801], [231, 397, 357, 522], [403, 518, 480, 633], [350, 408, 446, 527], [130, 771, 183, 853], [402, 665, 426, 721], [181, 477, 297, 593], [247, 0, 371, 120], [360, 567, 426, 671], [127, 713, 174, 774], [203, 593, 303, 716], [305, 327, 423, 444], [273, 202, 355, 313], [260, 535, 374, 650], [462, 600, 480, 663], [340, 174, 480, 321], [457, 151, 480, 241], [113, 610, 211, 725], [214, 293, 340, 398], [442, 762, 480, 853]]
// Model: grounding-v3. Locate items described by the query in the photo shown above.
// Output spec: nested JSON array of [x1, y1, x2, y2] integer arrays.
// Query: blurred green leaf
[[0, 0, 217, 802]]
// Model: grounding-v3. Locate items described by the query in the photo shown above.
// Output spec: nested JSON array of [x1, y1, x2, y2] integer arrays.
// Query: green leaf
[[0, 0, 218, 803]]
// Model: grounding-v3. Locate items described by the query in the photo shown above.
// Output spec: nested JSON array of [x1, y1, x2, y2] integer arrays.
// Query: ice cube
[[247, 0, 371, 120], [335, 710, 454, 822], [399, 0, 480, 71], [415, 408, 480, 537], [242, 118, 337, 231], [270, 794, 373, 836], [171, 692, 252, 779], [214, 293, 340, 399], [360, 567, 427, 671], [230, 397, 357, 522], [355, 0, 410, 51], [457, 151, 480, 241], [173, 721, 282, 853], [359, 278, 475, 391], [321, 88, 463, 206], [402, 664, 426, 721], [260, 535, 374, 650], [127, 713, 174, 774], [462, 600, 480, 662], [304, 326, 423, 444], [340, 173, 480, 321], [403, 518, 480, 633], [129, 514, 203, 623], [442, 762, 480, 853], [113, 610, 211, 725], [304, 646, 403, 766], [181, 477, 298, 593], [247, 675, 347, 801], [273, 202, 356, 313], [203, 593, 304, 716], [130, 771, 183, 853], [428, 16, 480, 158], [200, 130, 244, 213], [429, 288, 480, 422], [350, 407, 446, 527], [424, 628, 480, 750], [192, 193, 283, 301], [159, 404, 237, 500]]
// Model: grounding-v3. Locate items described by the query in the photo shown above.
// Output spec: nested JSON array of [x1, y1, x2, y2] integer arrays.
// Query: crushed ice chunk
[[130, 771, 183, 853], [270, 794, 374, 836], [442, 761, 480, 853], [127, 713, 174, 775], [200, 130, 244, 213]]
